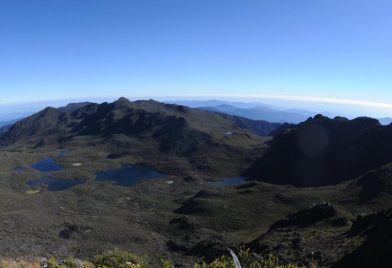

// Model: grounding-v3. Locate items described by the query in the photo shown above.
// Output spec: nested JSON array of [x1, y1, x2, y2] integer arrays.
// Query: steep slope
[[0, 124, 12, 135], [0, 118, 19, 128], [245, 114, 392, 186], [0, 107, 67, 145]]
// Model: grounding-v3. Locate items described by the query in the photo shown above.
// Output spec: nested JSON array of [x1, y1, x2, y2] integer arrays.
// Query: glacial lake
[[208, 176, 248, 188], [31, 158, 64, 172], [26, 177, 83, 191], [95, 165, 164, 187]]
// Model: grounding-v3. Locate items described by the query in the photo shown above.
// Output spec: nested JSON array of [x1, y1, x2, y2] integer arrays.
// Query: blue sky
[[0, 0, 392, 114]]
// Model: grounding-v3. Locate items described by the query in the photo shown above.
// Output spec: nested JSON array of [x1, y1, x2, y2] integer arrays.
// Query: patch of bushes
[[92, 250, 147, 268], [194, 247, 302, 268], [47, 250, 146, 268], [1, 248, 305, 268]]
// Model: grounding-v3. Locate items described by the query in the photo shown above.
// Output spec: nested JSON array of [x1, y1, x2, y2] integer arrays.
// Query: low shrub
[[0, 248, 305, 268]]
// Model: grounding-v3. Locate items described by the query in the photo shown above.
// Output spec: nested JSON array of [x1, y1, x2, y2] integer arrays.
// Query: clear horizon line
[[1, 94, 392, 110], [198, 94, 392, 110]]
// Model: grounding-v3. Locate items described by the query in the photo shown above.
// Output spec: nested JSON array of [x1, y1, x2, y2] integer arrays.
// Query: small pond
[[14, 166, 25, 173], [95, 164, 164, 187], [31, 158, 64, 172], [208, 176, 248, 188], [58, 149, 70, 157], [26, 177, 83, 191]]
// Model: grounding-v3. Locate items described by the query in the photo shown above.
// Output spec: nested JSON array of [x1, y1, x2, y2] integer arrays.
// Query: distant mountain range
[[169, 100, 392, 125], [1, 99, 391, 128], [198, 104, 313, 124], [170, 100, 316, 123]]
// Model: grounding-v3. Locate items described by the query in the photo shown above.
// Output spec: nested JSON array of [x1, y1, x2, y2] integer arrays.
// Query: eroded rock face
[[270, 202, 336, 229]]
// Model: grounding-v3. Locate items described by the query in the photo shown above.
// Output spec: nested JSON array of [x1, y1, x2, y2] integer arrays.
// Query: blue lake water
[[31, 158, 64, 172], [58, 149, 70, 157], [26, 177, 83, 191], [207, 176, 248, 188], [95, 165, 164, 187], [14, 166, 25, 173]]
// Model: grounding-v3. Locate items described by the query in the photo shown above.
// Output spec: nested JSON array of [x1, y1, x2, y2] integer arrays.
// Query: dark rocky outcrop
[[174, 190, 218, 215], [333, 208, 392, 268], [245, 114, 392, 186], [167, 228, 229, 262], [174, 198, 208, 215], [269, 202, 336, 230], [247, 202, 348, 267], [59, 223, 93, 240], [169, 216, 196, 231], [354, 163, 392, 203]]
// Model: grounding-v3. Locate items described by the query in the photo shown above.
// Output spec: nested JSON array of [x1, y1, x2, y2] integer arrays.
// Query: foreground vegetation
[[0, 249, 309, 268]]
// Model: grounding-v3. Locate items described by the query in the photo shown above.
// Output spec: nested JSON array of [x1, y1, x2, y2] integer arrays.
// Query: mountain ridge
[[245, 114, 392, 186], [0, 97, 278, 177]]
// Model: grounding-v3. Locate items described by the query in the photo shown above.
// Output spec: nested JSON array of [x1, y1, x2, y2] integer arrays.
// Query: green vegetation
[[161, 259, 175, 268], [47, 250, 147, 268], [0, 249, 305, 268], [194, 248, 303, 268], [92, 250, 147, 268]]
